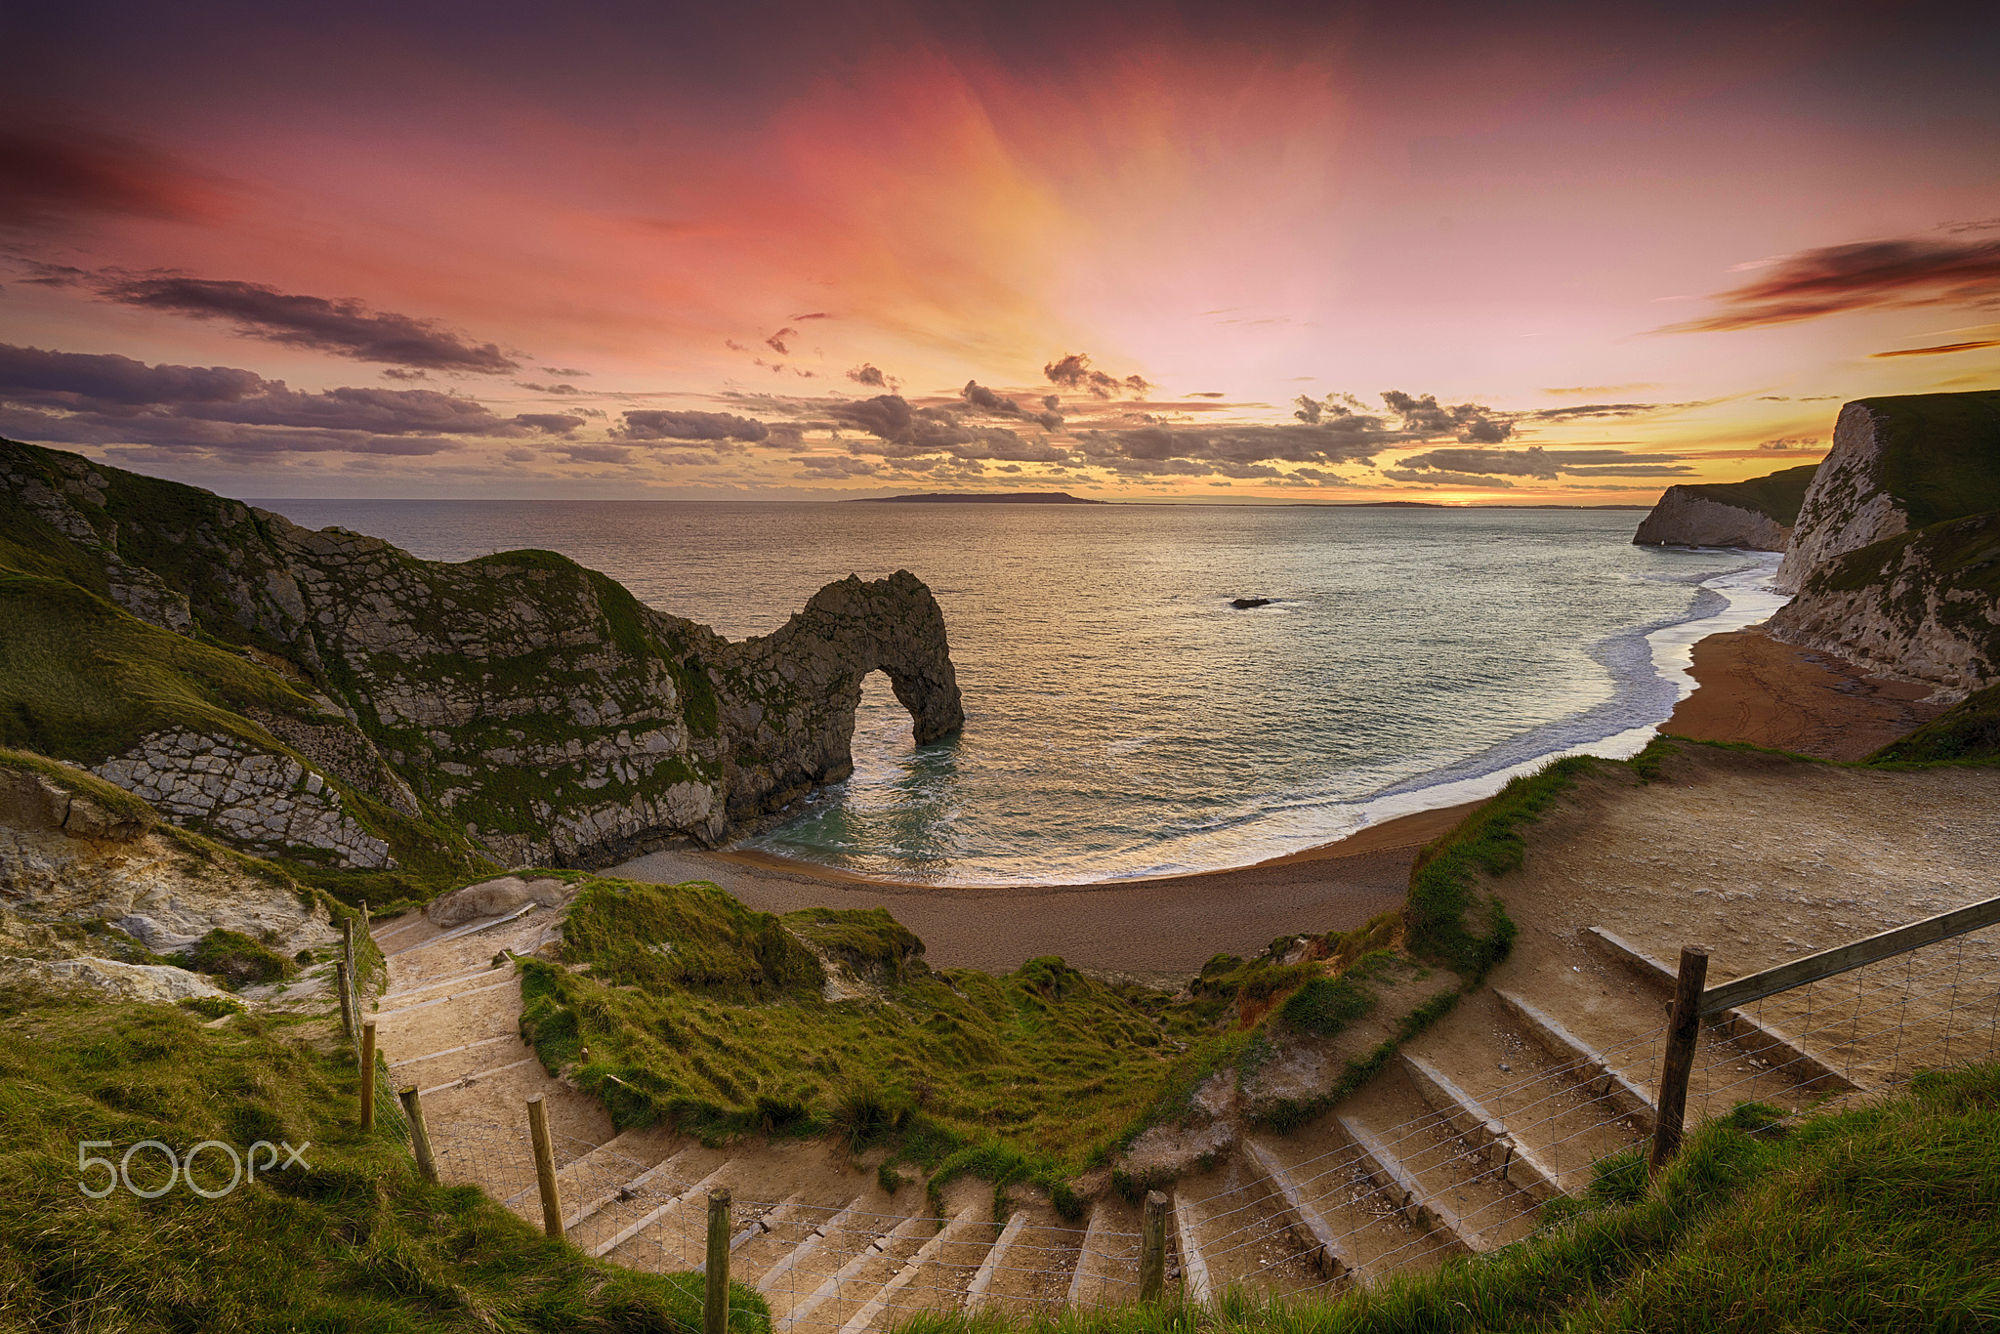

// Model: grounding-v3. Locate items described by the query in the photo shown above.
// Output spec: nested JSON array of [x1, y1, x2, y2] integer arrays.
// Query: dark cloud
[[517, 381, 581, 395], [556, 443, 632, 464], [765, 327, 797, 354], [791, 312, 832, 322], [1381, 390, 1515, 443], [539, 366, 590, 377], [1871, 337, 2000, 358], [1759, 436, 1821, 451], [0, 124, 226, 230], [614, 409, 770, 443], [794, 454, 885, 479], [1043, 352, 1151, 398], [1187, 391, 1228, 398], [1670, 234, 2000, 333], [1381, 467, 1516, 489], [827, 394, 975, 455], [381, 367, 429, 381], [1041, 394, 1060, 411], [513, 413, 586, 435], [962, 380, 1062, 430], [846, 363, 892, 388], [88, 274, 517, 372], [0, 342, 512, 455], [1528, 401, 1694, 421], [0, 343, 263, 408], [1397, 445, 1690, 479]]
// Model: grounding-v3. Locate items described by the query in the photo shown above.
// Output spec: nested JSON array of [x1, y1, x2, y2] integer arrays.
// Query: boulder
[[0, 953, 228, 1002], [425, 875, 570, 927]]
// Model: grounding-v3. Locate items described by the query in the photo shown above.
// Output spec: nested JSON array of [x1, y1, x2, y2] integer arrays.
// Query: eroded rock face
[[1633, 490, 1790, 551], [0, 764, 334, 957], [1775, 402, 1908, 593], [1, 439, 966, 868], [425, 874, 570, 927]]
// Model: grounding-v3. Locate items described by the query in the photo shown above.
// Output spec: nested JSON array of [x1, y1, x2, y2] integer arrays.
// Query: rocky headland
[[0, 438, 964, 888], [1632, 463, 1816, 551]]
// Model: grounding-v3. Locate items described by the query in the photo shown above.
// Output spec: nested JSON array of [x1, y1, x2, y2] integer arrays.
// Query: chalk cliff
[[0, 439, 963, 876], [1767, 393, 2000, 696], [1633, 464, 1815, 551]]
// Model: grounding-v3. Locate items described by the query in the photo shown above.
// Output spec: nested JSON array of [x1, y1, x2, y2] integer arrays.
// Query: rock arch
[[710, 570, 965, 825]]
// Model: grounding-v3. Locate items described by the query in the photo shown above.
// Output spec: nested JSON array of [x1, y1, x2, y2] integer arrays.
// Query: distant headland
[[852, 491, 1106, 504]]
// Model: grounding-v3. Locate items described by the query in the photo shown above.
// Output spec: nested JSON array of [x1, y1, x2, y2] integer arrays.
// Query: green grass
[[185, 928, 298, 988], [1870, 681, 2000, 765], [1679, 463, 1818, 526], [1404, 756, 1587, 980], [518, 878, 1216, 1180], [891, 1063, 2000, 1334], [0, 986, 771, 1332], [1860, 389, 2000, 530]]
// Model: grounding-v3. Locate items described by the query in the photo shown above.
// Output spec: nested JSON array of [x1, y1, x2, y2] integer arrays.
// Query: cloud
[[614, 409, 770, 443], [0, 124, 227, 230], [381, 368, 429, 381], [555, 443, 631, 464], [1397, 445, 1692, 479], [539, 366, 590, 377], [1871, 338, 2000, 358], [766, 327, 797, 354], [962, 380, 1063, 430], [1381, 467, 1516, 489], [827, 394, 976, 454], [791, 312, 832, 322], [1043, 352, 1151, 398], [1187, 391, 1228, 398], [1381, 390, 1515, 442], [0, 342, 517, 455], [846, 363, 893, 388], [1668, 233, 2000, 333], [517, 381, 581, 394], [88, 274, 517, 372], [513, 413, 586, 435]]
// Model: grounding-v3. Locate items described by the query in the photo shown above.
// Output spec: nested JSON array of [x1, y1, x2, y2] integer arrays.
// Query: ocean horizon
[[255, 498, 1784, 886]]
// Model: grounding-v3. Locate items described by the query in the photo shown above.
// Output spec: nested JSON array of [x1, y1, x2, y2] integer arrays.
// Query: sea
[[256, 500, 1785, 886]]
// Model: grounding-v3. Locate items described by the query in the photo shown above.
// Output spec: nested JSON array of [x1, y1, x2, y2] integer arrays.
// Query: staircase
[[368, 906, 1858, 1326]]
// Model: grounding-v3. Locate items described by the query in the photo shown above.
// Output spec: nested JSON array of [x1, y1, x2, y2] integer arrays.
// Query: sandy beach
[[614, 623, 1941, 981]]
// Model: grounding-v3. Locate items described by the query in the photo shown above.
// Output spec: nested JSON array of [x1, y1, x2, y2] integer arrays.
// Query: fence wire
[[397, 910, 1999, 1327]]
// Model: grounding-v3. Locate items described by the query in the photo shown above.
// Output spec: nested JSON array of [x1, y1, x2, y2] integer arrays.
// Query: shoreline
[[612, 618, 1940, 979]]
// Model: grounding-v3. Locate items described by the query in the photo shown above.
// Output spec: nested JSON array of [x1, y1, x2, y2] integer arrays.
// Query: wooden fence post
[[704, 1188, 732, 1334], [359, 1020, 378, 1129], [335, 958, 355, 1044], [399, 1085, 438, 1183], [1650, 945, 1709, 1175], [1139, 1190, 1167, 1302], [528, 1094, 564, 1239]]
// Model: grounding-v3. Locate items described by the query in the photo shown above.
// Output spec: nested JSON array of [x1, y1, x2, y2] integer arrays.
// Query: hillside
[[0, 439, 963, 904], [1632, 464, 1817, 550], [1770, 391, 2000, 694]]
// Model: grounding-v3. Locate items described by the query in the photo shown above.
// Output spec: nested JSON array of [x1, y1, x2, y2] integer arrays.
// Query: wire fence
[[383, 901, 2000, 1327]]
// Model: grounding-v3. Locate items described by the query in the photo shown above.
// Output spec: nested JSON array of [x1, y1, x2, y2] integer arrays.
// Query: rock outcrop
[[0, 759, 334, 956], [1633, 464, 1815, 551], [1767, 392, 2000, 696], [0, 439, 965, 870]]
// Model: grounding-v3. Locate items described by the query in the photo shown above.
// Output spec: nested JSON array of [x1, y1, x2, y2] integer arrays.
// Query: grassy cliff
[[1676, 463, 1819, 526]]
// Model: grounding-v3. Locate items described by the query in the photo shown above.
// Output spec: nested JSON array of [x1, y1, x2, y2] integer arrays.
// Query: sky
[[2, 0, 1997, 503]]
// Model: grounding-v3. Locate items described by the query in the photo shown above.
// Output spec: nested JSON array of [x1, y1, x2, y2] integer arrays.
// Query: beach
[[614, 623, 1939, 981]]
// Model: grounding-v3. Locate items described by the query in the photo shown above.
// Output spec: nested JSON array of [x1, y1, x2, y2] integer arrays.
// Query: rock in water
[[1231, 597, 1273, 609]]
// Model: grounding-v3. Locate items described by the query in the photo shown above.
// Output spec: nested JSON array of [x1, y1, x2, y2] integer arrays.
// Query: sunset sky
[[2, 0, 1997, 502]]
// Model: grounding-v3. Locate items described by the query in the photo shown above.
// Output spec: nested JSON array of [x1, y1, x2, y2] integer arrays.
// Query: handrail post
[[704, 1188, 732, 1334], [359, 1020, 378, 1130], [399, 1084, 438, 1183], [1650, 945, 1708, 1175], [528, 1094, 564, 1238], [1139, 1189, 1167, 1302]]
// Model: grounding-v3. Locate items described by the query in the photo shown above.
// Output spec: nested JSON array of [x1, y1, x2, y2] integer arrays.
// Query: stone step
[[1242, 1139, 1356, 1281], [1241, 1130, 1456, 1285], [954, 1204, 1081, 1315], [962, 1212, 1029, 1314], [834, 1207, 986, 1334], [1400, 1053, 1563, 1202], [1582, 927, 1855, 1092], [594, 1160, 734, 1261], [1172, 1155, 1324, 1301], [1334, 1107, 1536, 1256], [1496, 989, 1659, 1132], [1062, 1199, 1140, 1310], [1171, 1193, 1213, 1307], [773, 1212, 933, 1332]]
